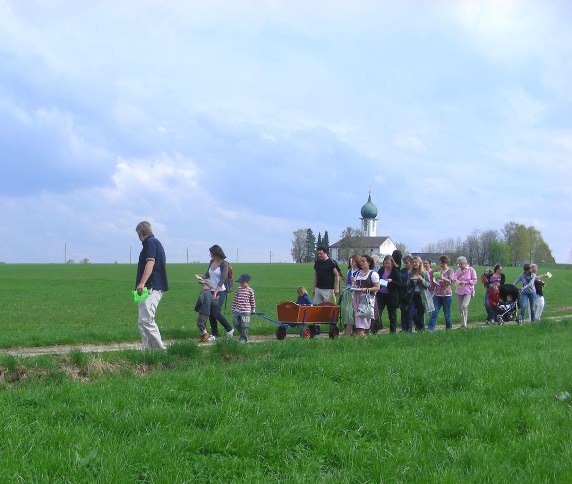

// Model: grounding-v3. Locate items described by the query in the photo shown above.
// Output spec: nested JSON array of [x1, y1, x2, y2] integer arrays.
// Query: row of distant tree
[[421, 222, 555, 266], [291, 221, 555, 266]]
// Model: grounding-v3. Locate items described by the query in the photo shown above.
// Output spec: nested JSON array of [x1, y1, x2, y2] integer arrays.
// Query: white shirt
[[355, 270, 380, 287], [209, 266, 226, 292]]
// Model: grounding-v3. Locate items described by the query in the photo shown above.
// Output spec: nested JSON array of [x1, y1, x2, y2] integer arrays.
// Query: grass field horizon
[[1, 262, 571, 349]]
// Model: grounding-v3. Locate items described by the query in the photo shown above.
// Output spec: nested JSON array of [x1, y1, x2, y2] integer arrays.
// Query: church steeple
[[360, 192, 378, 236]]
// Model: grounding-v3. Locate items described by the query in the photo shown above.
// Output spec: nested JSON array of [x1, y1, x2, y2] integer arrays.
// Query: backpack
[[226, 262, 234, 293], [332, 259, 344, 278]]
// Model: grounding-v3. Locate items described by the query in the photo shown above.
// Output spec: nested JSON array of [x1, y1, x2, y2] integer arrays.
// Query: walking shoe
[[199, 333, 210, 343], [226, 329, 234, 338], [207, 335, 216, 342]]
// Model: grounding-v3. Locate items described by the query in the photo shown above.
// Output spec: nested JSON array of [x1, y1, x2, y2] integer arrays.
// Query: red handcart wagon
[[255, 301, 340, 340]]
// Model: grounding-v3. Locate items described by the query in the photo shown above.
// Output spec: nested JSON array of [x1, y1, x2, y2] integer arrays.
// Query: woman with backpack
[[197, 244, 234, 339]]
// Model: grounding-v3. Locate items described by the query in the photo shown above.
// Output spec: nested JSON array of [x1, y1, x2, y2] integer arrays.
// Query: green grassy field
[[1, 322, 571, 481], [0, 263, 570, 348], [0, 263, 571, 481]]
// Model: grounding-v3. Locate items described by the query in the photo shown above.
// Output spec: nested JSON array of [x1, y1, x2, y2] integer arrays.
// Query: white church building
[[330, 193, 398, 262]]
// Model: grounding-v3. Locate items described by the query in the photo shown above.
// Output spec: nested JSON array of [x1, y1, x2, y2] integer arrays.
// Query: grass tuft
[[210, 338, 247, 362], [166, 340, 200, 358]]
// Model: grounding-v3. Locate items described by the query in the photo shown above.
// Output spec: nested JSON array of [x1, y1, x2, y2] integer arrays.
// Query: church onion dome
[[360, 193, 378, 219]]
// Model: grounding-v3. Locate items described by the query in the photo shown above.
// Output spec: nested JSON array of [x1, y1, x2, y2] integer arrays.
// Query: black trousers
[[407, 293, 425, 332], [209, 291, 233, 336], [376, 292, 398, 333]]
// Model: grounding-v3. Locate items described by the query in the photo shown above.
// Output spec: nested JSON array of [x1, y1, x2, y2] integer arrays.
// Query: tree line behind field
[[421, 222, 554, 266], [291, 221, 555, 266]]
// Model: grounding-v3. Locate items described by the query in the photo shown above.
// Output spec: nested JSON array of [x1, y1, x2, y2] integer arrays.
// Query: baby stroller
[[493, 284, 521, 325]]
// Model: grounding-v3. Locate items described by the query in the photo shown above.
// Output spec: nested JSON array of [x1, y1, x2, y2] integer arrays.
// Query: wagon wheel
[[309, 324, 319, 337], [276, 326, 287, 340], [302, 327, 312, 339], [328, 326, 340, 339]]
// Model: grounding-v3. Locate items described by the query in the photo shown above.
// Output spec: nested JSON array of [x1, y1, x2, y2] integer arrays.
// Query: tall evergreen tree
[[317, 232, 322, 249], [303, 228, 317, 263], [323, 231, 330, 253]]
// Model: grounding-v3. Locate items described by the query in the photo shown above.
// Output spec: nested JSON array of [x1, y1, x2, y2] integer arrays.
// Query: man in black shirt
[[313, 246, 341, 304]]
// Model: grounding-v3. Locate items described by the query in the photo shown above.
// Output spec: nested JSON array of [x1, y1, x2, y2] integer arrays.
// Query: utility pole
[[269, 250, 272, 263], [186, 247, 189, 264], [64, 242, 67, 263], [236, 248, 239, 263]]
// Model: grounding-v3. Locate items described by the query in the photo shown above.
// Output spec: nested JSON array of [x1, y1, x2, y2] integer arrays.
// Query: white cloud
[[108, 155, 201, 200], [502, 89, 548, 125], [552, 133, 572, 152], [394, 133, 427, 153], [454, 0, 546, 60]]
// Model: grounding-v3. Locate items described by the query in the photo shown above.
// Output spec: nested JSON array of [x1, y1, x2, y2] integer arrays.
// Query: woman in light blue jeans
[[428, 255, 454, 331], [514, 263, 536, 322]]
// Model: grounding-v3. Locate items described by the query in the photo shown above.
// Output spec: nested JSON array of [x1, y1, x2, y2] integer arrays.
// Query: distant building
[[330, 193, 398, 261]]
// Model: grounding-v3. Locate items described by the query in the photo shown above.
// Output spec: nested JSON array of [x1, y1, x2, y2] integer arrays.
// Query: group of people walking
[[133, 222, 550, 350], [325, 246, 549, 336], [314, 246, 481, 335]]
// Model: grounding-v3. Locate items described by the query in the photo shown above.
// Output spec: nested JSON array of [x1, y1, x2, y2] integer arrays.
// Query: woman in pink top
[[453, 256, 477, 328]]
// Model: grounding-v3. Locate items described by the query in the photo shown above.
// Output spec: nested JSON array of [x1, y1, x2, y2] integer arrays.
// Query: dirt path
[[1, 315, 569, 358]]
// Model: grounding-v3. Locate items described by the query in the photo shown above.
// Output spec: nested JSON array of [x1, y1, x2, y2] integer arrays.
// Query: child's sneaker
[[199, 333, 210, 343], [226, 328, 234, 338], [207, 335, 216, 342]]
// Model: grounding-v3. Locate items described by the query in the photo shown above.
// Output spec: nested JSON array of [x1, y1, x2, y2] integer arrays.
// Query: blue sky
[[1, 0, 571, 263]]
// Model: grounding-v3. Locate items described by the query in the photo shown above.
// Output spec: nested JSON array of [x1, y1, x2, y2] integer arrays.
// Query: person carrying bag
[[352, 255, 381, 337]]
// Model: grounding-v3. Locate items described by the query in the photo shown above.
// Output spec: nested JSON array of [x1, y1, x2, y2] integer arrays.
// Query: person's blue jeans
[[429, 295, 452, 331], [520, 291, 536, 321], [209, 290, 233, 336], [484, 288, 492, 321]]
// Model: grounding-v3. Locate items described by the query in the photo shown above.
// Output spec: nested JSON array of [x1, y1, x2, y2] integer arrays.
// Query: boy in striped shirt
[[231, 274, 256, 343]]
